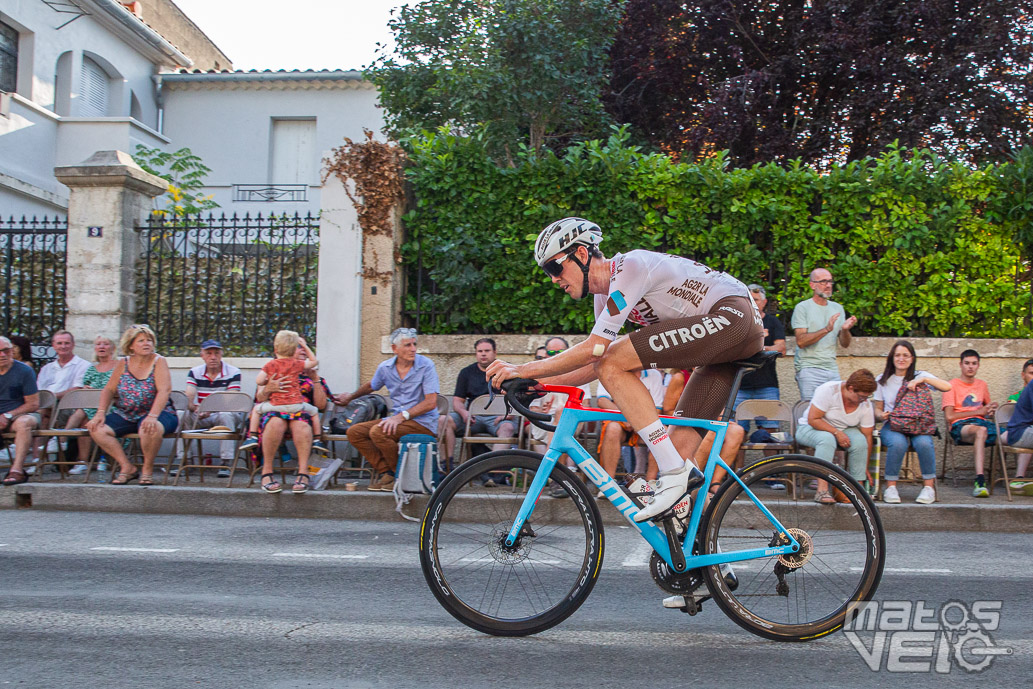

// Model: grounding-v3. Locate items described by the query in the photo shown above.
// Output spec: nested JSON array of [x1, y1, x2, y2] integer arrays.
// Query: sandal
[[139, 474, 154, 486], [293, 474, 311, 494], [1, 469, 28, 486], [260, 473, 282, 494], [111, 470, 140, 485], [813, 490, 836, 505]]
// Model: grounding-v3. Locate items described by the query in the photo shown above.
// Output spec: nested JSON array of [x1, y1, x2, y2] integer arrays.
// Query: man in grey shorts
[[0, 336, 42, 486]]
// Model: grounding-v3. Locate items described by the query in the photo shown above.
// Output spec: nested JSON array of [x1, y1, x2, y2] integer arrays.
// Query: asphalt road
[[1, 511, 1030, 689]]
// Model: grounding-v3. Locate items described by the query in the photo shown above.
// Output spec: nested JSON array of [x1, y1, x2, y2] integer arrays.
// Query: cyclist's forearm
[[543, 363, 596, 387]]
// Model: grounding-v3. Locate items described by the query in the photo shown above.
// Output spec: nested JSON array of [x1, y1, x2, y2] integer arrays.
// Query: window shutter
[[80, 57, 108, 116]]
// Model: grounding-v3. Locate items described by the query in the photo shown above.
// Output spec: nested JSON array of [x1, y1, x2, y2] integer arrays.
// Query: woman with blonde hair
[[87, 325, 177, 485]]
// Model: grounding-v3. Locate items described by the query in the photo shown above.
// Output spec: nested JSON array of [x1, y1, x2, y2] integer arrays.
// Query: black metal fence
[[0, 216, 67, 368], [135, 213, 320, 356]]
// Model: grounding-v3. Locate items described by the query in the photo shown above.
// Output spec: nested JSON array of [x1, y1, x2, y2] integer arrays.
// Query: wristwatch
[[401, 410, 411, 421], [3, 413, 12, 421]]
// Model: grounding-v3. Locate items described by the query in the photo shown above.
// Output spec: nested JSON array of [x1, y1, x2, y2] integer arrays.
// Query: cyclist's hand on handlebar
[[485, 359, 521, 390]]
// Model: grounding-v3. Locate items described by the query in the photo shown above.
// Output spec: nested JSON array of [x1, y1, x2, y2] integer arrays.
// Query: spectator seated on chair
[[245, 350, 332, 495], [336, 328, 440, 494], [0, 336, 42, 486], [181, 338, 244, 479], [795, 370, 876, 504], [86, 325, 178, 486], [1005, 358, 1033, 494], [32, 330, 89, 467], [1003, 361, 1033, 496], [734, 284, 787, 435], [873, 340, 951, 505], [942, 349, 998, 498], [65, 335, 118, 475], [439, 337, 516, 465]]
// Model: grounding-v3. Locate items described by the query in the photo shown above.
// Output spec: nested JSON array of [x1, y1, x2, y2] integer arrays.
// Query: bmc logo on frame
[[843, 600, 1012, 673]]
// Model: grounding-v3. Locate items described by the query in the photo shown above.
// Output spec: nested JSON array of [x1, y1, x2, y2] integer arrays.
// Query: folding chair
[[991, 401, 1021, 501], [118, 390, 188, 479], [0, 390, 56, 480], [171, 391, 253, 485], [459, 394, 520, 463], [734, 399, 796, 458], [34, 388, 103, 480], [940, 418, 998, 487]]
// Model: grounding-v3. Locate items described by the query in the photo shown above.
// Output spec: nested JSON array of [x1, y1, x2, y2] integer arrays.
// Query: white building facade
[[0, 0, 194, 218], [158, 69, 382, 217]]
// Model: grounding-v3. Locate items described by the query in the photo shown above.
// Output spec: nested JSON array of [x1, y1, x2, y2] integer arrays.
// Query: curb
[[3, 483, 1032, 532]]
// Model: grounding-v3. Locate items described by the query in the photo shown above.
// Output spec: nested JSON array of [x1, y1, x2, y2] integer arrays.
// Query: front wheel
[[701, 454, 885, 642], [419, 450, 604, 636]]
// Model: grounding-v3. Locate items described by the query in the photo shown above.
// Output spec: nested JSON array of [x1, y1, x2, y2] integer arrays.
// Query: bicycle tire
[[419, 450, 604, 636], [701, 454, 885, 642]]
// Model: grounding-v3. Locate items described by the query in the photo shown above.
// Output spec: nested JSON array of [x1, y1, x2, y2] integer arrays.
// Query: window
[[270, 118, 316, 184], [0, 21, 16, 93], [79, 56, 108, 116]]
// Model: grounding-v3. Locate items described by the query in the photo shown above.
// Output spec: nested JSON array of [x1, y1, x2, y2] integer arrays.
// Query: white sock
[[637, 420, 685, 473]]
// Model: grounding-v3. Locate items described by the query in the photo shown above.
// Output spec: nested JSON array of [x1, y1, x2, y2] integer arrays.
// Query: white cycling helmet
[[534, 217, 603, 267]]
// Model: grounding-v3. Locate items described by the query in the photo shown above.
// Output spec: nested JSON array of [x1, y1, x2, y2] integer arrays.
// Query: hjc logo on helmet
[[559, 223, 587, 247]]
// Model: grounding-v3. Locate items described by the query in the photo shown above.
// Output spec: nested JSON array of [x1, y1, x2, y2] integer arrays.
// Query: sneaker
[[1009, 478, 1029, 490], [481, 478, 496, 488], [915, 486, 936, 504], [972, 479, 989, 498], [1023, 483, 1033, 497], [238, 435, 259, 452], [216, 467, 231, 479], [68, 463, 88, 475], [311, 439, 332, 457], [377, 474, 395, 492], [764, 480, 786, 491], [633, 464, 704, 522], [167, 468, 180, 478], [882, 485, 901, 504]]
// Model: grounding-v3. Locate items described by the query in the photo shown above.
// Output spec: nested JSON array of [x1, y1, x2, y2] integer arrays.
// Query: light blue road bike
[[420, 352, 885, 641]]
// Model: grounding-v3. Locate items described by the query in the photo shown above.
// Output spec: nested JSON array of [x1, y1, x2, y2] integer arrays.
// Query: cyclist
[[487, 217, 763, 521]]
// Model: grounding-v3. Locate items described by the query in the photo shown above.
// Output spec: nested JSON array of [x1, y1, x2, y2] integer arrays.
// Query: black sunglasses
[[542, 251, 575, 278]]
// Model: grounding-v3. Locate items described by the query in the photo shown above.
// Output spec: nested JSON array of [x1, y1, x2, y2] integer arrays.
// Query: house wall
[[0, 0, 181, 218], [159, 76, 382, 217]]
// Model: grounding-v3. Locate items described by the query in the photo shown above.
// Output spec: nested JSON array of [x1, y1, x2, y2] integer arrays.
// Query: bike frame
[[504, 386, 801, 570]]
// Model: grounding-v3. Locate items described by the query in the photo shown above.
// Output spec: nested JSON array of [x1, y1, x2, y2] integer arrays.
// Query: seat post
[[719, 366, 751, 423]]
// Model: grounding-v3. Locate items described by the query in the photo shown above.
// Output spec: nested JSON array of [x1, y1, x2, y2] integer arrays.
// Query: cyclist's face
[[545, 250, 582, 299]]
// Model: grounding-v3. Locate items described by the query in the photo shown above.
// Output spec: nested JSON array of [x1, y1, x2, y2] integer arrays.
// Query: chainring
[[649, 551, 705, 595]]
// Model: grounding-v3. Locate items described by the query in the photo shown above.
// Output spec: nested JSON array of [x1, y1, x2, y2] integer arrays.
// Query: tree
[[133, 145, 219, 216], [607, 0, 1033, 167], [367, 0, 623, 156]]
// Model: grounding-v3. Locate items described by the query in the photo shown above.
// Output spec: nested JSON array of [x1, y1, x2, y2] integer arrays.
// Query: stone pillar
[[316, 170, 364, 391], [54, 150, 167, 360], [358, 202, 404, 382]]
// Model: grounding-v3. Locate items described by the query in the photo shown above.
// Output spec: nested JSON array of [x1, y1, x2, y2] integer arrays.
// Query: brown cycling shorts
[[629, 295, 764, 425]]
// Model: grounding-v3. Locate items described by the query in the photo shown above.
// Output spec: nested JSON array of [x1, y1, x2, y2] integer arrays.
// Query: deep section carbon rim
[[420, 450, 604, 636], [702, 455, 885, 641]]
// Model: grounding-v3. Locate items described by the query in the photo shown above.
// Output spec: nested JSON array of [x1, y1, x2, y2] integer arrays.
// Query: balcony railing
[[232, 184, 308, 203]]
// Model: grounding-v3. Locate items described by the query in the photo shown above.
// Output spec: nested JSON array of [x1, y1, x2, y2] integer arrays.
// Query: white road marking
[[852, 566, 952, 574], [271, 552, 369, 559], [622, 540, 653, 567], [90, 547, 180, 553], [460, 558, 561, 565]]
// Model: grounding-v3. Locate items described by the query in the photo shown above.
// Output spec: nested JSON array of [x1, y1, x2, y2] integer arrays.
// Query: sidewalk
[[2, 472, 1031, 532]]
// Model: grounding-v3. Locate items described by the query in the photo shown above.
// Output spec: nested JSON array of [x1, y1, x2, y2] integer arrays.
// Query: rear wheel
[[701, 454, 885, 642], [419, 450, 604, 636]]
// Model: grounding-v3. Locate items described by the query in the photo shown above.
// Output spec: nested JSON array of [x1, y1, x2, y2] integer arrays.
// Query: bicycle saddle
[[730, 350, 779, 371]]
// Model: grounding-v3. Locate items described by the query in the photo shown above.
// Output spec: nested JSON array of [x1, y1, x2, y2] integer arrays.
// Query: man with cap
[[182, 339, 243, 477]]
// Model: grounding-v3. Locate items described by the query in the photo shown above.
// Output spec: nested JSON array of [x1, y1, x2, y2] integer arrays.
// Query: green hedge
[[401, 128, 1033, 337]]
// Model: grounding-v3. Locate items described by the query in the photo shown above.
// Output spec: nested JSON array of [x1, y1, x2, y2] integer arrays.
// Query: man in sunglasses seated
[[487, 217, 763, 522]]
